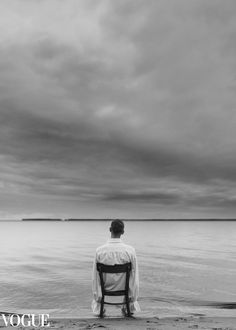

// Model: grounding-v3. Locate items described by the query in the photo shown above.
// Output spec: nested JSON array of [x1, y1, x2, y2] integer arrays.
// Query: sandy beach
[[1, 316, 235, 330], [49, 316, 236, 330], [48, 317, 236, 330]]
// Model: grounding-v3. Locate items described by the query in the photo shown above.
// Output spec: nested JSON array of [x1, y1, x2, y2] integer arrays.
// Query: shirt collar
[[107, 238, 122, 243]]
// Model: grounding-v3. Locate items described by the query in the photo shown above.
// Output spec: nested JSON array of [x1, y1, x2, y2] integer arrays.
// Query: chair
[[96, 262, 132, 318]]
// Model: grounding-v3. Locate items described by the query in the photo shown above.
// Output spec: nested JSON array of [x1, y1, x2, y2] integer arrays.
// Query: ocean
[[0, 220, 235, 318]]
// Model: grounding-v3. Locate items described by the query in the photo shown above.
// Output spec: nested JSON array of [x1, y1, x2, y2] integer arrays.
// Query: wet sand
[[49, 316, 236, 330], [47, 316, 236, 330]]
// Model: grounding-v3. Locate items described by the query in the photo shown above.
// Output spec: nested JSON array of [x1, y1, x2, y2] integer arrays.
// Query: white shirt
[[92, 238, 140, 314]]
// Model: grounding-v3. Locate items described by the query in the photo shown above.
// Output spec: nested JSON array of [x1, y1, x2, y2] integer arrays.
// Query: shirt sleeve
[[92, 251, 101, 302], [129, 248, 139, 303]]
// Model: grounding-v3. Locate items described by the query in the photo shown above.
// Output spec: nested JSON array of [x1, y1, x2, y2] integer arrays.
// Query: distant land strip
[[22, 218, 62, 221], [20, 218, 236, 221]]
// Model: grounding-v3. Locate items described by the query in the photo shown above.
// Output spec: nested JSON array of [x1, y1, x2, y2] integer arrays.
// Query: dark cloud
[[104, 191, 180, 204], [1, 104, 236, 214]]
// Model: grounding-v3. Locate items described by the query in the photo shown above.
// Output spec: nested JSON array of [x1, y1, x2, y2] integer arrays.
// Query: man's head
[[110, 219, 124, 238]]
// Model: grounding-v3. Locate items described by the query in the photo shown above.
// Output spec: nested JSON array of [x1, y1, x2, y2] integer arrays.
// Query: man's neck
[[111, 234, 121, 239]]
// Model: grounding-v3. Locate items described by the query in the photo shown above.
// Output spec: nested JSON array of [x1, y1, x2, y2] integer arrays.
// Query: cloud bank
[[0, 0, 236, 219]]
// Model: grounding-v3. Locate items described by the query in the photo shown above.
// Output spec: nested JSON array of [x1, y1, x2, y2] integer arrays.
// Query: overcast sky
[[1, 0, 236, 219]]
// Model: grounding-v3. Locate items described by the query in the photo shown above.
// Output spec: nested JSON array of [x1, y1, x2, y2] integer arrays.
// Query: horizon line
[[0, 218, 235, 221]]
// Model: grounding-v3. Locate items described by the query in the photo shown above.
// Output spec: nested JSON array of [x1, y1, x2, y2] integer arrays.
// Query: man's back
[[96, 238, 135, 264], [95, 238, 136, 291]]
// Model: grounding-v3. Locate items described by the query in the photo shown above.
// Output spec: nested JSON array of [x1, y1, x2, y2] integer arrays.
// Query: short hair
[[110, 219, 124, 235]]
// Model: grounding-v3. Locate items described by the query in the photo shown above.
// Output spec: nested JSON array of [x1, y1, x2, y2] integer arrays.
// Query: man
[[92, 219, 140, 316]]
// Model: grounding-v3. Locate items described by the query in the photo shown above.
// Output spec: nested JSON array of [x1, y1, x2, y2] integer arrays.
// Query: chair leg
[[126, 295, 131, 317], [99, 298, 104, 318]]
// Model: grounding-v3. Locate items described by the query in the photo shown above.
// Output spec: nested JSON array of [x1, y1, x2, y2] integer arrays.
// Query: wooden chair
[[96, 262, 132, 318]]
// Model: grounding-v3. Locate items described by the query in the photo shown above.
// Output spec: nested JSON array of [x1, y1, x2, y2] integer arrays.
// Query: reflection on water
[[0, 220, 235, 317]]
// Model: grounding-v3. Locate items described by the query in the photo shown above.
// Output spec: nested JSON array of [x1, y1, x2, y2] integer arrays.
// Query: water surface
[[0, 220, 235, 317]]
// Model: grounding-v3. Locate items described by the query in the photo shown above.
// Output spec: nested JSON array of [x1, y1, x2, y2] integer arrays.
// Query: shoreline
[[42, 316, 236, 329], [1, 316, 235, 329]]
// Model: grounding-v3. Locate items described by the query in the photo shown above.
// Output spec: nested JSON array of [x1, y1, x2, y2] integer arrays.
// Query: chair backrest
[[97, 262, 132, 295], [97, 262, 131, 273]]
